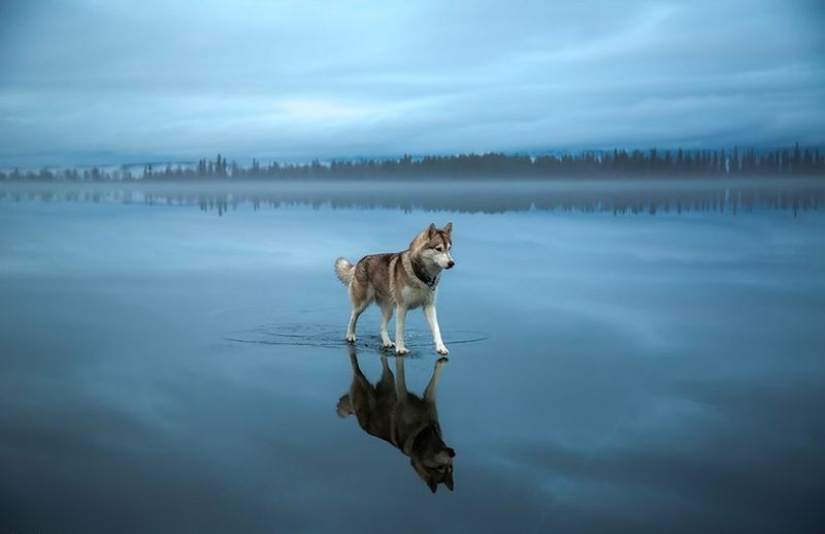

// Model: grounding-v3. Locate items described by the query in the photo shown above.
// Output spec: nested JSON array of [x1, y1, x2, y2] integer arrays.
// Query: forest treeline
[[2, 144, 824, 182]]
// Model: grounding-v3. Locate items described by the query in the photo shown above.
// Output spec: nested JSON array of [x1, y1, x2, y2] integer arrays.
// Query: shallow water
[[1, 186, 824, 533]]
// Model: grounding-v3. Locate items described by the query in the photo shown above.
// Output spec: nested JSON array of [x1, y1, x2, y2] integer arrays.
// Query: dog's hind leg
[[347, 343, 362, 372], [379, 302, 395, 348], [376, 355, 395, 396], [346, 304, 366, 343], [346, 278, 372, 343], [424, 303, 449, 355]]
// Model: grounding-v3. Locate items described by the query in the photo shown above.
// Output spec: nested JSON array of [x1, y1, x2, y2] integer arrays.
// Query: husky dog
[[334, 222, 454, 355], [337, 346, 455, 493]]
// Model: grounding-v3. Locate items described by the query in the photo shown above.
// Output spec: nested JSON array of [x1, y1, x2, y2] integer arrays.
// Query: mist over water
[[2, 177, 824, 216], [1, 180, 824, 533]]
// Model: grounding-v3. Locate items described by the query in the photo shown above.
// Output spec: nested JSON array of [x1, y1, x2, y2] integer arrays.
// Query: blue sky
[[1, 0, 823, 167]]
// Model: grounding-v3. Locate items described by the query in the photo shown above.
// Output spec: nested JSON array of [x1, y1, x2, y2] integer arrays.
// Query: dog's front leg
[[424, 356, 447, 403], [424, 303, 449, 355], [394, 356, 408, 400], [394, 305, 409, 355], [379, 303, 395, 349]]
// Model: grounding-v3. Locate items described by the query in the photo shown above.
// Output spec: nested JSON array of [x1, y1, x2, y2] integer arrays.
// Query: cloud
[[1, 0, 823, 166]]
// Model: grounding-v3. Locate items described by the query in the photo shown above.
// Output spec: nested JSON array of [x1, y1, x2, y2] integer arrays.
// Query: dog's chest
[[399, 284, 432, 309]]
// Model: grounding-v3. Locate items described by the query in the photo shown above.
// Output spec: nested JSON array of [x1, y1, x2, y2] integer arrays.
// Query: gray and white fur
[[335, 222, 454, 355]]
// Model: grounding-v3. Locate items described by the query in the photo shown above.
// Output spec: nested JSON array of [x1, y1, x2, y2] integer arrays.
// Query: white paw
[[346, 335, 356, 343], [396, 346, 409, 355], [382, 340, 395, 349], [436, 345, 449, 355]]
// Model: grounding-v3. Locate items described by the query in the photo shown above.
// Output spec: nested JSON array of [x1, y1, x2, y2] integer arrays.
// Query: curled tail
[[334, 257, 354, 286]]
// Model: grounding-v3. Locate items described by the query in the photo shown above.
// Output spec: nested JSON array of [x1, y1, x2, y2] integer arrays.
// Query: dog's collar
[[411, 260, 439, 290]]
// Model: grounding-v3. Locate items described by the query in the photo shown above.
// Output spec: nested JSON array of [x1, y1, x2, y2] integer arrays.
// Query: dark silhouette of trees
[[2, 144, 824, 183]]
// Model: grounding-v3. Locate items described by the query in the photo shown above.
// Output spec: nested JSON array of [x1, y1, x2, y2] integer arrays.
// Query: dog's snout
[[446, 260, 455, 269]]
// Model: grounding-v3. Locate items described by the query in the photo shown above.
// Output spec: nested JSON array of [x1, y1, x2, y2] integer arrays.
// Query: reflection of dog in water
[[337, 347, 455, 493]]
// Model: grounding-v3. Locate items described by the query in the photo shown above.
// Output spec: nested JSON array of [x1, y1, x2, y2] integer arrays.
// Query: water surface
[[1, 184, 824, 533]]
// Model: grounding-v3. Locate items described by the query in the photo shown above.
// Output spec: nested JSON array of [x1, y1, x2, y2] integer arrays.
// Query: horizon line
[[2, 142, 824, 172]]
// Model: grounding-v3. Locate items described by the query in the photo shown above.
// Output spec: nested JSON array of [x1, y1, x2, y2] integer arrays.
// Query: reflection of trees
[[1, 179, 822, 216]]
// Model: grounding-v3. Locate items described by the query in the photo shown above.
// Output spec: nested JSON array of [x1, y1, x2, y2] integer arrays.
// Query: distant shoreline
[[2, 145, 823, 182]]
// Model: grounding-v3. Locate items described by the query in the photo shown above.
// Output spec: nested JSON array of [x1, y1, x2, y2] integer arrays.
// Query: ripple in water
[[225, 322, 488, 352]]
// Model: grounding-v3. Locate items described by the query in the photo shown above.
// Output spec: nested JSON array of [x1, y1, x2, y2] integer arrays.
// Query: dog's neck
[[410, 422, 442, 454], [398, 420, 441, 456], [410, 258, 440, 289]]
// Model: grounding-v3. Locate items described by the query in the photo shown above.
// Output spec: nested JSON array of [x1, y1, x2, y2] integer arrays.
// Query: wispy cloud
[[1, 0, 823, 166]]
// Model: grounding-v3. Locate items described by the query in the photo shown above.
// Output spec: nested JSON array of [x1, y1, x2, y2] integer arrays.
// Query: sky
[[1, 0, 824, 168]]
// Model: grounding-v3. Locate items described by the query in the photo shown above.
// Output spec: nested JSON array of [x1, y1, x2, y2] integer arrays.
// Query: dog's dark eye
[[435, 245, 444, 252]]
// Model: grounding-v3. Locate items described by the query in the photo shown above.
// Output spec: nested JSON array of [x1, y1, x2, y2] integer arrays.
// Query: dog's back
[[337, 253, 400, 305]]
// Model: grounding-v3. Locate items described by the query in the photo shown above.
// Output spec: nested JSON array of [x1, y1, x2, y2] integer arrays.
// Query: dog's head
[[411, 445, 455, 494], [411, 222, 455, 270]]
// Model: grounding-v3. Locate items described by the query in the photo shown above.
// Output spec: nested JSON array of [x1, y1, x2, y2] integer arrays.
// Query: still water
[[1, 182, 824, 533]]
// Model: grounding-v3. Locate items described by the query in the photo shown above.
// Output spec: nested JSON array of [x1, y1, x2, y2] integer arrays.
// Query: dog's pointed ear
[[427, 223, 437, 237], [445, 471, 454, 492], [443, 222, 453, 234], [427, 477, 438, 494]]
